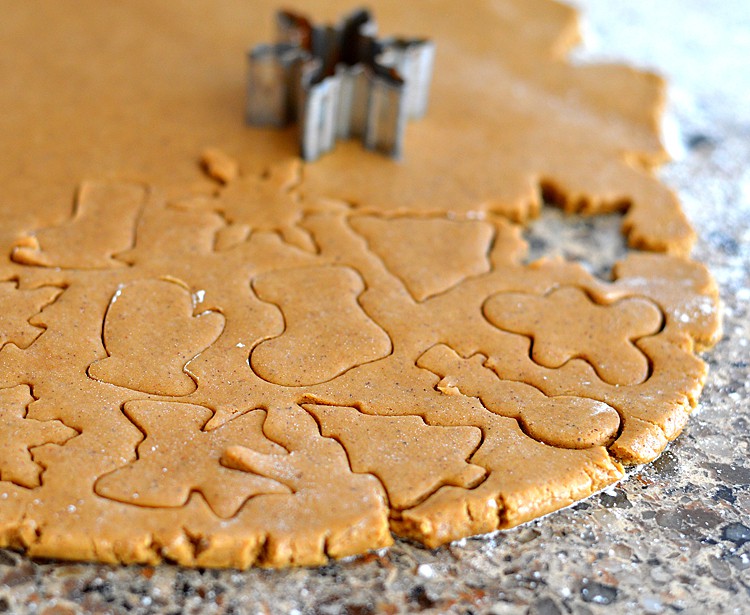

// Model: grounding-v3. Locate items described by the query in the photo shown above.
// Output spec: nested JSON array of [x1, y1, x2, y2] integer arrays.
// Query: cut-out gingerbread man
[[484, 286, 663, 386]]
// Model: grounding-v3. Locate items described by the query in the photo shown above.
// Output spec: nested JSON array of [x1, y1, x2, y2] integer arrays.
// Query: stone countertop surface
[[2, 1, 749, 613]]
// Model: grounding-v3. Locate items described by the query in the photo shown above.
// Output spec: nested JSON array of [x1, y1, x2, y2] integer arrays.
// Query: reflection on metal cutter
[[246, 8, 435, 162]]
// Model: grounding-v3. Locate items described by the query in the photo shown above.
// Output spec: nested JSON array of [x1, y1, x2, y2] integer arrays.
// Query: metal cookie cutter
[[246, 8, 435, 162]]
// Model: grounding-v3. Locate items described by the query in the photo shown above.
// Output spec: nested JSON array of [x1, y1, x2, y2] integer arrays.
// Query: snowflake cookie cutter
[[246, 7, 435, 162]]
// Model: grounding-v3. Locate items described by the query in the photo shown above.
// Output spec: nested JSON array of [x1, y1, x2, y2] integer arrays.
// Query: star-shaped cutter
[[246, 7, 435, 161]]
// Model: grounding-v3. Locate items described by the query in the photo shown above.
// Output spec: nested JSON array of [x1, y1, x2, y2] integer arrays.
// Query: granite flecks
[[2, 0, 750, 613]]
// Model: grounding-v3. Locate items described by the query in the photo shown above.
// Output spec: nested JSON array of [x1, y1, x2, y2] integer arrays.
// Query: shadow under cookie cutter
[[246, 8, 435, 162]]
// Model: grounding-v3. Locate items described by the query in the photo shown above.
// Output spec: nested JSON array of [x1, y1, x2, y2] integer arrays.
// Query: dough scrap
[[0, 0, 722, 568]]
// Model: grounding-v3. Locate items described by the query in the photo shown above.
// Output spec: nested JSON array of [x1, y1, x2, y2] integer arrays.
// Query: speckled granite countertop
[[2, 1, 749, 613]]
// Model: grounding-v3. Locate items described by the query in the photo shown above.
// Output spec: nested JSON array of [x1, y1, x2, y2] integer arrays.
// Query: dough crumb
[[201, 147, 239, 184]]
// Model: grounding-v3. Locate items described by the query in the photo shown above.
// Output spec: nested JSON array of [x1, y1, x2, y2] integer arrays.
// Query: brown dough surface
[[0, 0, 721, 567]]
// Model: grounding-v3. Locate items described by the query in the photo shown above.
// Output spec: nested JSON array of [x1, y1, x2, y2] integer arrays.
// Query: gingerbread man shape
[[484, 286, 663, 386]]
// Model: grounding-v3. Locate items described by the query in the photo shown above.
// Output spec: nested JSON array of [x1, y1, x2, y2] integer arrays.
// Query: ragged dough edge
[[0, 495, 393, 569], [605, 255, 722, 464], [538, 172, 695, 258], [390, 446, 623, 548], [2, 460, 618, 565], [608, 344, 707, 466]]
